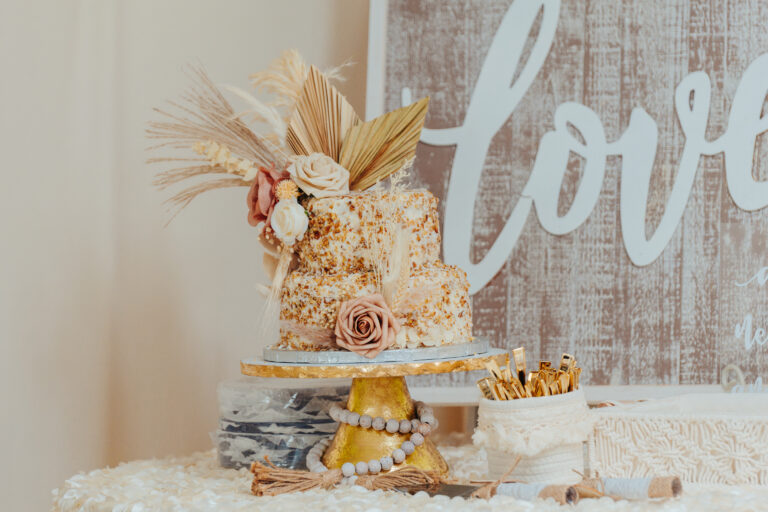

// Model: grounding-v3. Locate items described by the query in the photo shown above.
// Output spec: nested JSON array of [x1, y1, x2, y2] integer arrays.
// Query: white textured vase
[[474, 389, 593, 484]]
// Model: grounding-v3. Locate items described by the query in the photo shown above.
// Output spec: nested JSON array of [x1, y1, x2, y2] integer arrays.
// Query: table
[[52, 444, 768, 511]]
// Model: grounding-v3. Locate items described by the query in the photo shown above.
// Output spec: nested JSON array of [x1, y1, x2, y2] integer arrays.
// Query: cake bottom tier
[[277, 262, 472, 351]]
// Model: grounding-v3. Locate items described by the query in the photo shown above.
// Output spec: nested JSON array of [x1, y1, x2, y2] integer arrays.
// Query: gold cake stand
[[241, 349, 508, 475]]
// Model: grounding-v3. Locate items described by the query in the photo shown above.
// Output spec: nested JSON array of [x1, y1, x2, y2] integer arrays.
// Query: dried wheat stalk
[[147, 66, 286, 215]]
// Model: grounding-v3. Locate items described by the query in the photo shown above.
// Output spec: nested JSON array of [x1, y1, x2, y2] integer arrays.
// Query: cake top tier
[[295, 189, 441, 273]]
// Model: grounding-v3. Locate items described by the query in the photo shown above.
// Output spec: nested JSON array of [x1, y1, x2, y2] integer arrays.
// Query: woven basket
[[474, 389, 593, 484], [589, 393, 768, 485]]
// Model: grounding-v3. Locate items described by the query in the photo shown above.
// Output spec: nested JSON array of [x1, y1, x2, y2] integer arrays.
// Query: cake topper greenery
[[149, 51, 431, 354]]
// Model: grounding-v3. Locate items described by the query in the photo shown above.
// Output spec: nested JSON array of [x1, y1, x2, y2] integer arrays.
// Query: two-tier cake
[[150, 51, 472, 359], [278, 190, 472, 352]]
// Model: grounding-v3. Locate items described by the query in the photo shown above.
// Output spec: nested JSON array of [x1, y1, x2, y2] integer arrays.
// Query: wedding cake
[[151, 51, 472, 359], [278, 189, 472, 352]]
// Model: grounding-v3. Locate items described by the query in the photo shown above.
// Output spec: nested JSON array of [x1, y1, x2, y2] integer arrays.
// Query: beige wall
[[0, 0, 368, 509]]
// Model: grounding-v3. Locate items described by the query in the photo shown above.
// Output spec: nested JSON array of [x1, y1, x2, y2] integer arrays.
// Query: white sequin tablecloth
[[52, 445, 768, 512]]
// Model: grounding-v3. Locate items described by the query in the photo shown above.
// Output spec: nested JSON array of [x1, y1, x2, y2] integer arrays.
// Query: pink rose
[[246, 166, 290, 228], [334, 294, 400, 359]]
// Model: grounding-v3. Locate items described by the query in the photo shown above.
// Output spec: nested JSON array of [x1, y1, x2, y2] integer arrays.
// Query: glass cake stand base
[[241, 348, 508, 475]]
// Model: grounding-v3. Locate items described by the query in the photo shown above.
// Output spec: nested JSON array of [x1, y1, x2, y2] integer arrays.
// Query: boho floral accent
[[287, 153, 350, 198], [334, 294, 401, 358], [275, 179, 300, 200], [149, 66, 286, 217], [194, 140, 259, 181], [247, 167, 290, 228], [270, 198, 309, 246]]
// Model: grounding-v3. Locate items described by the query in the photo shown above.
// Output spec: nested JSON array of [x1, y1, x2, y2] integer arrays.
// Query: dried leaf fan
[[286, 66, 360, 160], [339, 96, 429, 190]]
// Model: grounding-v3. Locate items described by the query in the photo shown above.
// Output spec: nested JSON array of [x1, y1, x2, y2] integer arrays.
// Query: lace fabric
[[590, 414, 768, 485], [589, 394, 768, 485], [473, 390, 592, 483], [473, 389, 594, 456]]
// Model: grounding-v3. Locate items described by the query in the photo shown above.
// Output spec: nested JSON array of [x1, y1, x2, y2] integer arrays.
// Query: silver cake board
[[263, 339, 489, 364]]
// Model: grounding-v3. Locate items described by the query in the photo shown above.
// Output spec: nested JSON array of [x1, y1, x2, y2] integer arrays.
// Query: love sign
[[371, 0, 768, 385]]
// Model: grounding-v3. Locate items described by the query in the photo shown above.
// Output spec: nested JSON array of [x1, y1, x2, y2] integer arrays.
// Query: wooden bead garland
[[306, 401, 438, 475]]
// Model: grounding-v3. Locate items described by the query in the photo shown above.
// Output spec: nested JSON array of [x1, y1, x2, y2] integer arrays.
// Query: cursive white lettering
[[409, 0, 768, 293], [735, 313, 768, 350]]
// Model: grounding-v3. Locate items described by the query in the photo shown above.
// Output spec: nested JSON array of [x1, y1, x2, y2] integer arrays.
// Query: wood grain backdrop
[[383, 0, 768, 386]]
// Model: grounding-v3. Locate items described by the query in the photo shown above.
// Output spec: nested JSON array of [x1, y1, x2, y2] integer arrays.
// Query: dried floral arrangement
[[149, 51, 430, 355]]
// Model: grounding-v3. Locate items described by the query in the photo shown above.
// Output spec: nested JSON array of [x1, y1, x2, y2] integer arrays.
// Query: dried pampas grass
[[250, 49, 351, 117], [148, 66, 286, 216]]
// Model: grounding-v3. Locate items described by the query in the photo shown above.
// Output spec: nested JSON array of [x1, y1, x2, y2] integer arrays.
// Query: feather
[[255, 245, 294, 345], [382, 227, 411, 311], [255, 283, 272, 298], [393, 284, 441, 315], [219, 84, 287, 141], [279, 320, 335, 347]]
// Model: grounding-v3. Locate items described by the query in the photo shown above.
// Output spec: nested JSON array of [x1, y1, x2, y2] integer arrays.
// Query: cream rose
[[269, 198, 309, 246], [287, 153, 350, 198]]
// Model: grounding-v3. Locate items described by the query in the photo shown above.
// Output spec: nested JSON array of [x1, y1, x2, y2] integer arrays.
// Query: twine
[[250, 459, 342, 496], [470, 455, 521, 499], [356, 466, 441, 493], [250, 458, 441, 496]]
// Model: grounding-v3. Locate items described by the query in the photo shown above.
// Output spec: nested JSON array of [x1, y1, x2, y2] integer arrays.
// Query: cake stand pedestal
[[241, 348, 508, 476]]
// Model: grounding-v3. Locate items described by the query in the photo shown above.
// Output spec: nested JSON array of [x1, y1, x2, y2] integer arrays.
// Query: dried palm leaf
[[285, 66, 360, 160], [339, 96, 429, 191]]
